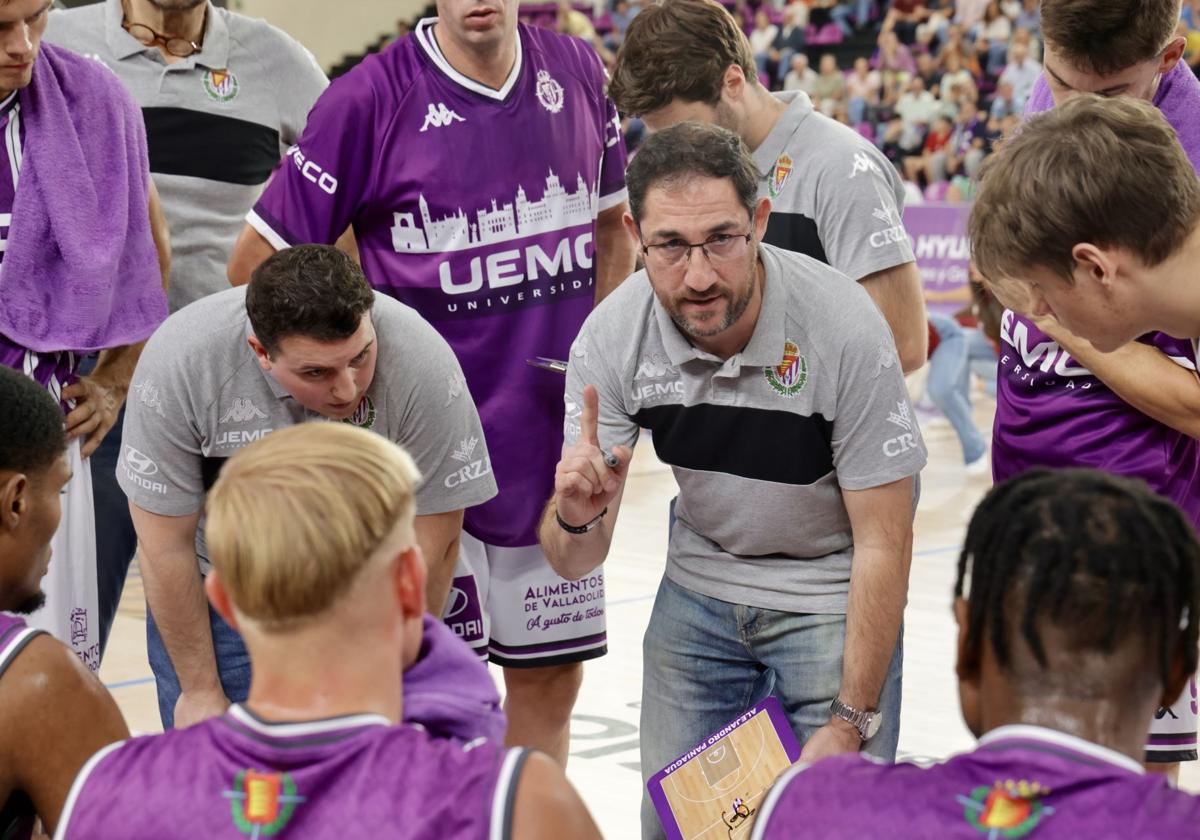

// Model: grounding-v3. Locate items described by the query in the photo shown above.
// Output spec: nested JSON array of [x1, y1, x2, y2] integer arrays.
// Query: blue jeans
[[146, 597, 252, 728], [927, 314, 987, 464], [639, 575, 903, 840]]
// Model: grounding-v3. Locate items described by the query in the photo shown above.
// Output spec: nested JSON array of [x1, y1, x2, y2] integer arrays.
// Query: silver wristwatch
[[830, 697, 882, 742]]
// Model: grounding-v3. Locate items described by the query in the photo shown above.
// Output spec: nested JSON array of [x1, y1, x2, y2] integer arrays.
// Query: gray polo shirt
[[118, 287, 497, 574], [757, 91, 915, 283], [46, 0, 328, 310], [565, 243, 926, 612]]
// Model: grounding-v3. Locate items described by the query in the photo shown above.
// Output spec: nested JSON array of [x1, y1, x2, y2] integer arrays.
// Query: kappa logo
[[635, 355, 678, 380], [451, 435, 480, 464], [133, 379, 165, 418], [220, 398, 267, 425], [225, 770, 305, 836], [420, 102, 465, 132], [536, 69, 565, 113], [123, 446, 159, 476], [445, 371, 467, 407], [849, 150, 882, 179]]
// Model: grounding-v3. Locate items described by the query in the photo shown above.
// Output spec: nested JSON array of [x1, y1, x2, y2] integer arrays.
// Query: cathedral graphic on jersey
[[390, 169, 596, 254]]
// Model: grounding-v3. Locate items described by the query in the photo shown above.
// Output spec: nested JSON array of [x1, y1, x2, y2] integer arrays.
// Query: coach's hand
[[175, 688, 230, 729], [554, 385, 631, 529], [800, 719, 863, 763], [64, 374, 125, 459]]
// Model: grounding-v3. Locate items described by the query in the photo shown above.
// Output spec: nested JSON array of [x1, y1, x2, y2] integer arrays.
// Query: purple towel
[[404, 614, 507, 744], [0, 43, 165, 354]]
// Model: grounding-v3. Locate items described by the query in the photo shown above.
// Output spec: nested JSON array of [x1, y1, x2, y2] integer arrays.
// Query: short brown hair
[[246, 245, 375, 357], [608, 0, 757, 116], [206, 424, 420, 631], [970, 94, 1200, 292], [1042, 0, 1181, 75], [626, 121, 759, 224]]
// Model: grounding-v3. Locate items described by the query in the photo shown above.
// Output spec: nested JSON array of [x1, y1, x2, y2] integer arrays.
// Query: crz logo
[[124, 446, 159, 476], [420, 102, 465, 132], [286, 145, 338, 195], [451, 435, 480, 463], [883, 400, 918, 457]]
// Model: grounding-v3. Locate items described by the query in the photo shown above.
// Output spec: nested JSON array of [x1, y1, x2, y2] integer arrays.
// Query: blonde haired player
[[55, 424, 599, 839]]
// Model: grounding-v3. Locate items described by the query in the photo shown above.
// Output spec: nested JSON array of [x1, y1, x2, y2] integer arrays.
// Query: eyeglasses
[[123, 21, 203, 58], [640, 231, 754, 271]]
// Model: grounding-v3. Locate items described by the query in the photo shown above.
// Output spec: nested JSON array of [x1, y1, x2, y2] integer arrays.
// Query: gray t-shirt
[[756, 90, 915, 283], [46, 0, 328, 311], [118, 287, 497, 573], [565, 243, 926, 612]]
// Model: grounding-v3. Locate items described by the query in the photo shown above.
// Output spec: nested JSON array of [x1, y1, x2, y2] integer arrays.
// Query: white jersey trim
[[979, 724, 1146, 774], [227, 703, 391, 738], [5, 98, 20, 190], [0, 626, 39, 675], [246, 208, 291, 252], [748, 761, 809, 840], [597, 187, 628, 213], [490, 747, 527, 840], [415, 18, 523, 101], [52, 740, 126, 840]]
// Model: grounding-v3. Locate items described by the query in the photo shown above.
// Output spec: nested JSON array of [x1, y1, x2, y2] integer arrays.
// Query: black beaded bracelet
[[556, 507, 608, 534]]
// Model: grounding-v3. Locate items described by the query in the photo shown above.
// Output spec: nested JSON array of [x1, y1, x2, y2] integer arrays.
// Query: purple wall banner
[[903, 202, 972, 315]]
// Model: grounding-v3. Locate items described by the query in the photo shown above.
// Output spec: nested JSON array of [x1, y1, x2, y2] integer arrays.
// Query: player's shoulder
[[520, 23, 605, 86], [41, 39, 123, 91], [220, 8, 323, 73], [144, 288, 248, 363], [0, 633, 106, 725], [45, 3, 106, 50]]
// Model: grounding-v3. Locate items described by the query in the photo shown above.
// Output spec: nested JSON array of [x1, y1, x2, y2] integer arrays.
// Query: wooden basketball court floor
[[97, 391, 1200, 837]]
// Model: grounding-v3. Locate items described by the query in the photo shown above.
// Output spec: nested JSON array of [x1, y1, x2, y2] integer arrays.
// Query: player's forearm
[[415, 510, 465, 615], [839, 491, 913, 710], [90, 342, 144, 396], [228, 224, 277, 287], [594, 207, 636, 305], [135, 518, 221, 693], [538, 499, 614, 581], [1052, 338, 1200, 439]]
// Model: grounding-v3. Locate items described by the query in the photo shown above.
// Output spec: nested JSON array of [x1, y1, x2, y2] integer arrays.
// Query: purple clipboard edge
[[646, 695, 803, 840]]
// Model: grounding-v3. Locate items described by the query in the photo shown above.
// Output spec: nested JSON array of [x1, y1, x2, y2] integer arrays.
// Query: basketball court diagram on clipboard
[[647, 697, 802, 840]]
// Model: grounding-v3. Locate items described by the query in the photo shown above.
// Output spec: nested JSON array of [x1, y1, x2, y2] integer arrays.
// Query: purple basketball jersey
[[993, 63, 1200, 525], [250, 20, 628, 547], [0, 613, 46, 840], [58, 705, 529, 839], [753, 726, 1200, 839], [0, 92, 79, 402]]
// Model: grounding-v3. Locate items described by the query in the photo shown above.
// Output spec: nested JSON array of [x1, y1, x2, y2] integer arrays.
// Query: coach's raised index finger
[[581, 383, 602, 447]]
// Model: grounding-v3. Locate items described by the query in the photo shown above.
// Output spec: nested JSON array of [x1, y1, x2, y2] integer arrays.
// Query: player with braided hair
[[752, 469, 1200, 838]]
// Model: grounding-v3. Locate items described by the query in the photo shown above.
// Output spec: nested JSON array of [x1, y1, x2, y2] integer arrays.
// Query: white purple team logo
[[536, 70, 564, 114]]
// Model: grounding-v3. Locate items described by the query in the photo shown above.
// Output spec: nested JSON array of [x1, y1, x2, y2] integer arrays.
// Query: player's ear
[[953, 597, 980, 682], [393, 545, 427, 621], [721, 62, 747, 103], [1160, 35, 1187, 74], [623, 213, 640, 249], [247, 335, 272, 370], [1069, 243, 1115, 290], [205, 572, 240, 631], [752, 197, 771, 241], [0, 473, 27, 531], [1161, 636, 1193, 711]]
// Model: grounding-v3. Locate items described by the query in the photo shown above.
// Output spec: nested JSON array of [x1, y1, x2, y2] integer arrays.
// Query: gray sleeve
[[563, 321, 639, 452], [116, 328, 207, 516], [384, 317, 497, 517], [270, 29, 329, 146], [815, 142, 916, 282], [829, 290, 927, 490]]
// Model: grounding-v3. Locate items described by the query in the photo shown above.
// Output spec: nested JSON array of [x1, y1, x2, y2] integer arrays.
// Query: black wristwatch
[[555, 507, 607, 534]]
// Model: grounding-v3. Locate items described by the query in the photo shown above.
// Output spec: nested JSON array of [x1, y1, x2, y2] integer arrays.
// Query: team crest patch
[[958, 780, 1054, 838], [764, 339, 808, 396], [203, 68, 239, 102], [224, 770, 305, 836], [769, 154, 792, 198], [536, 69, 564, 113], [342, 395, 376, 429]]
